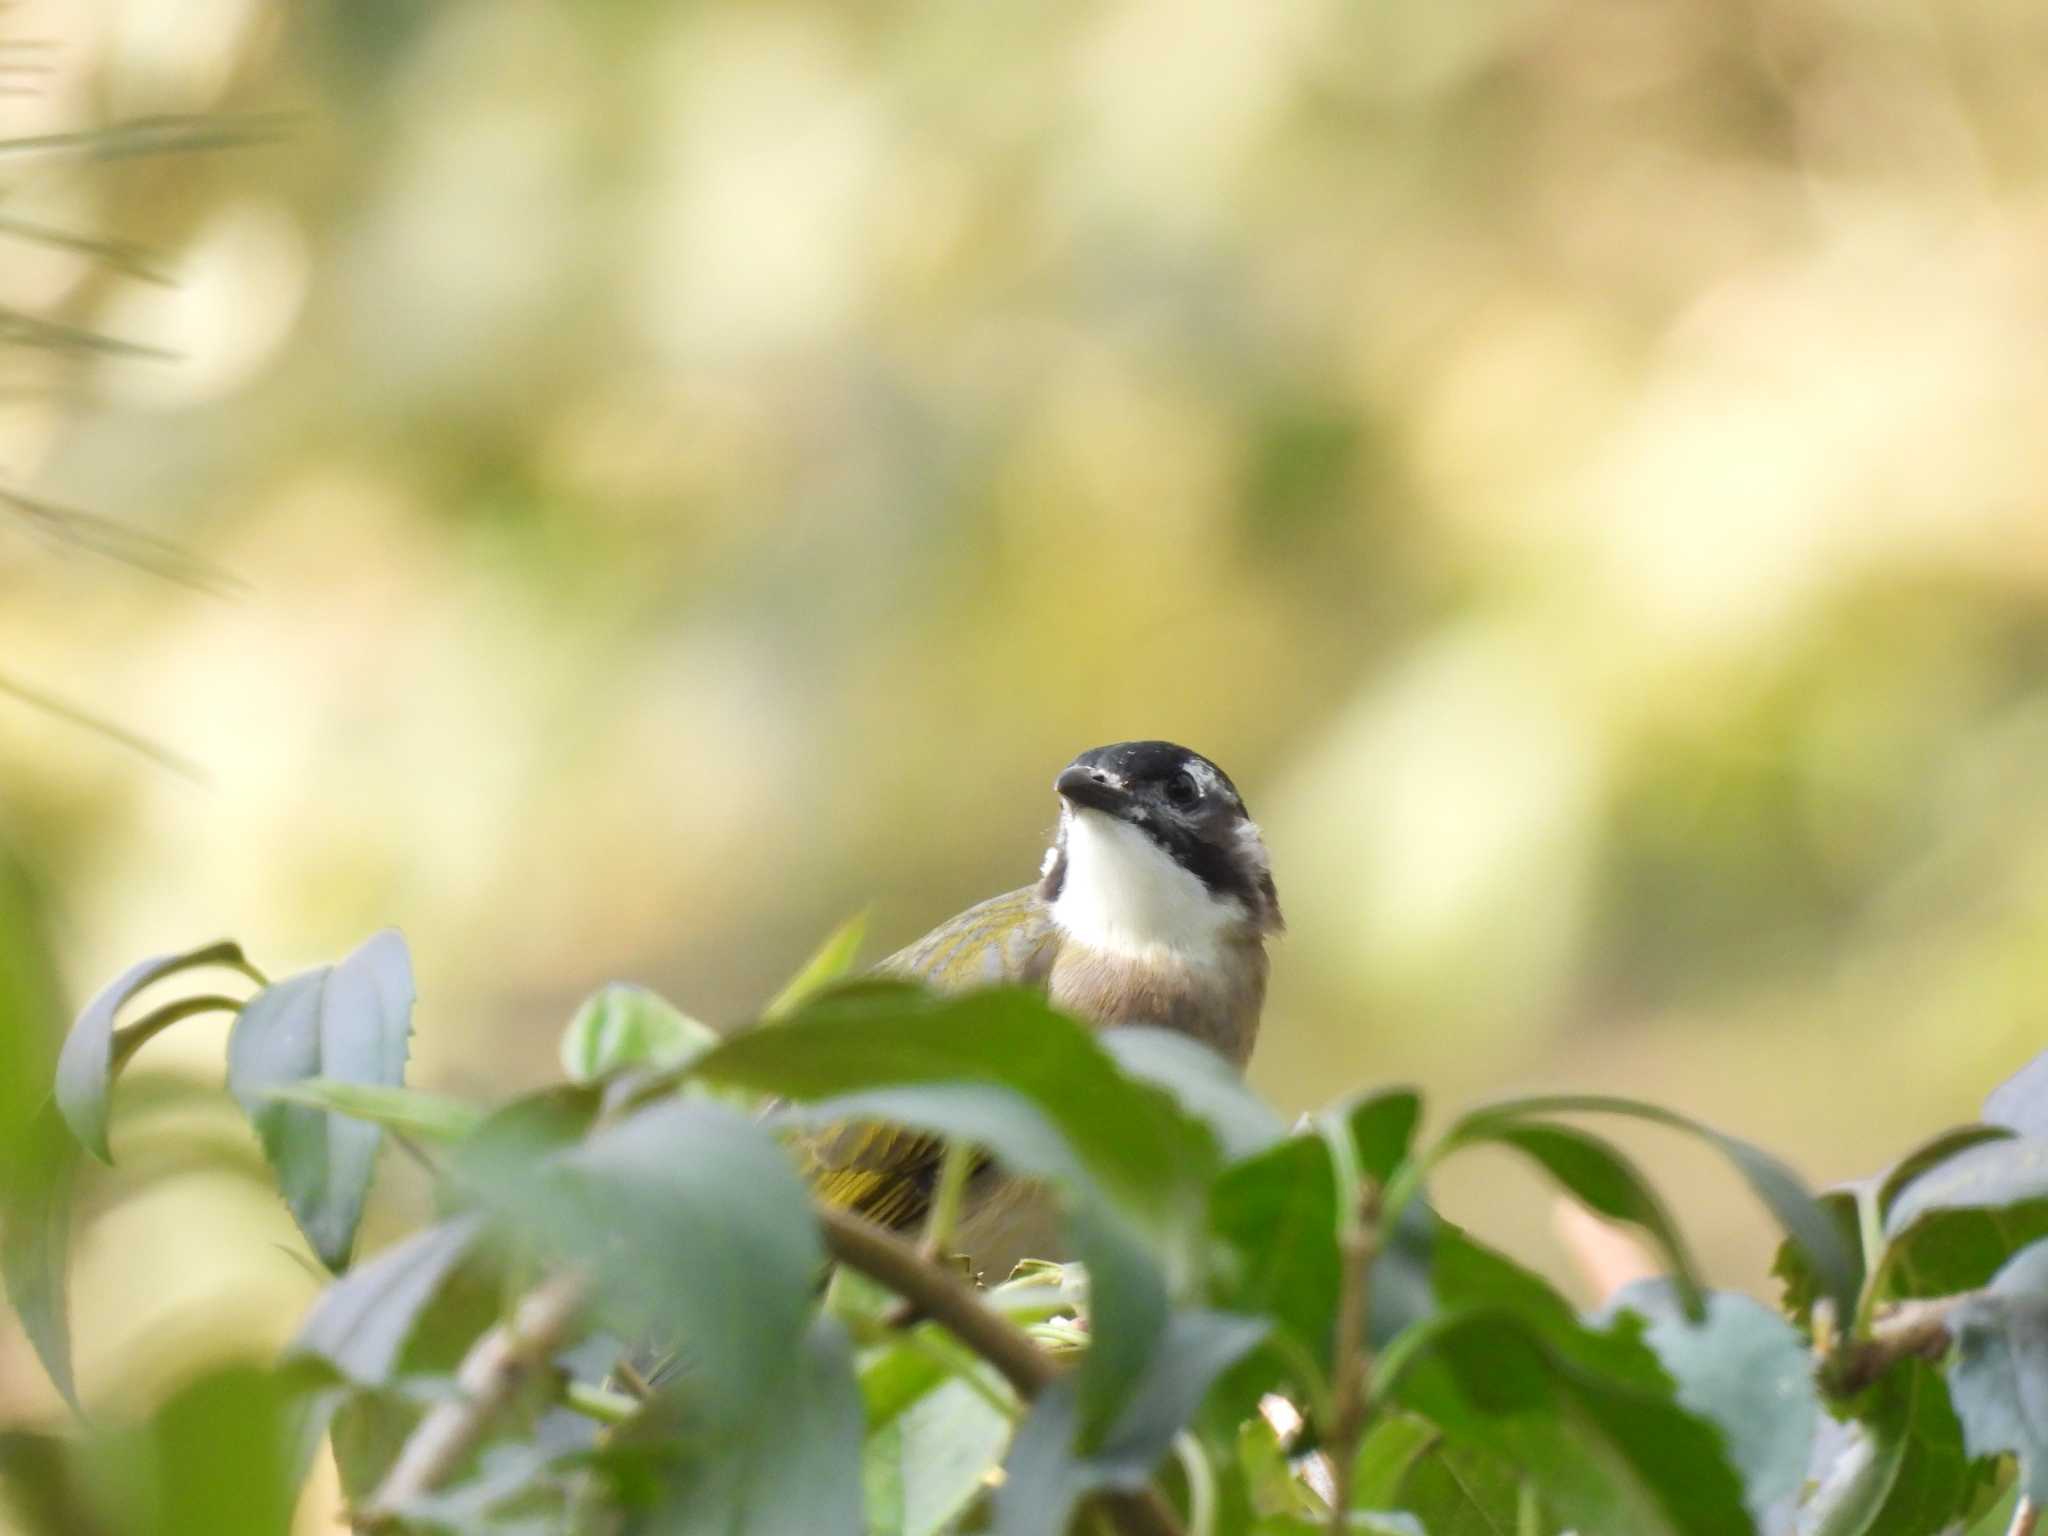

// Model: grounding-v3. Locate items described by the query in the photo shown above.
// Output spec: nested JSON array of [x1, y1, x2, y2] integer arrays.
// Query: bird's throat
[[1046, 808, 1248, 967]]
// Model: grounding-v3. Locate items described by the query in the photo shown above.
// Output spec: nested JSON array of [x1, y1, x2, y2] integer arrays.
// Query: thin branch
[[358, 1270, 590, 1525], [1824, 1293, 1971, 1396], [819, 1205, 1057, 1400], [1323, 1180, 1382, 1532]]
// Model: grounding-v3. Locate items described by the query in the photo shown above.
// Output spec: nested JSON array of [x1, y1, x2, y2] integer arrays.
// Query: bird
[[801, 739, 1283, 1278]]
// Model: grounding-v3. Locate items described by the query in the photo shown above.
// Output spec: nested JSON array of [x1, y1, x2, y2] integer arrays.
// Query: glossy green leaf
[[1801, 1362, 1981, 1536], [1441, 1093, 1859, 1324], [261, 1078, 484, 1144], [477, 1098, 822, 1422], [763, 911, 868, 1020], [1945, 1238, 2048, 1502], [694, 982, 1219, 1226], [995, 1308, 1266, 1536], [227, 930, 415, 1269], [1601, 1279, 1817, 1522], [559, 983, 719, 1083], [289, 1213, 486, 1385], [0, 1101, 80, 1411], [1448, 1118, 1705, 1319], [55, 938, 257, 1162], [1349, 1088, 1423, 1183], [1987, 1049, 2048, 1137], [1101, 1025, 1285, 1163]]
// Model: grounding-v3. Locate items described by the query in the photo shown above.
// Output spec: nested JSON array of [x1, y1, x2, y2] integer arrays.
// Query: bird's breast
[[1048, 939, 1267, 1068]]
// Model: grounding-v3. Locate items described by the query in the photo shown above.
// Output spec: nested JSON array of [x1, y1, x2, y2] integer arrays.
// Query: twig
[[818, 1205, 1058, 1400], [1824, 1293, 1971, 1396], [1324, 1181, 1382, 1533], [2011, 1496, 2040, 1536], [358, 1270, 590, 1525], [818, 1207, 1186, 1536]]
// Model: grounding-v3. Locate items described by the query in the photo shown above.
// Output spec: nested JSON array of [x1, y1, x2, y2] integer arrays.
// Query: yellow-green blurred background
[[6, 0, 2048, 1475]]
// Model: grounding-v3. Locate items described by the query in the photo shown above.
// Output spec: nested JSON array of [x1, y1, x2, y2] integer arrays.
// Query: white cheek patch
[[1050, 808, 1244, 966]]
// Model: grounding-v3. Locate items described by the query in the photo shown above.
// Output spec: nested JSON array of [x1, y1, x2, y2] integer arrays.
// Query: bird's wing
[[800, 886, 1061, 1229]]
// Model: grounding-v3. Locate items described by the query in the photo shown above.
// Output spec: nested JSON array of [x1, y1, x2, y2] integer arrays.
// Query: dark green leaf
[[290, 1213, 486, 1385], [1877, 1126, 2019, 1218], [1987, 1050, 2048, 1137], [1, 1102, 80, 1411], [227, 930, 415, 1269], [1601, 1280, 1817, 1521], [1349, 1088, 1423, 1183], [995, 1309, 1266, 1536], [600, 1317, 865, 1535], [1944, 1238, 2048, 1503], [1879, 1139, 2048, 1303], [695, 983, 1219, 1229], [763, 911, 867, 1020], [1353, 1414, 1533, 1536], [55, 938, 256, 1162], [1441, 1094, 1860, 1325], [0, 1430, 110, 1536], [558, 983, 719, 1083], [1101, 1025, 1285, 1163], [1772, 1189, 1861, 1328], [478, 1098, 821, 1422], [1381, 1306, 1754, 1536], [261, 1078, 483, 1144], [1801, 1362, 1981, 1536], [1449, 1119, 1705, 1319]]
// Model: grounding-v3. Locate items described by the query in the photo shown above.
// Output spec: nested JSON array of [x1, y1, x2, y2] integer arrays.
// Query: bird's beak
[[1055, 764, 1129, 816]]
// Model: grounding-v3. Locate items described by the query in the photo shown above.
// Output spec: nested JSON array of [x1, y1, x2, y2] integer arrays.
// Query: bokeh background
[[5, 0, 2048, 1497]]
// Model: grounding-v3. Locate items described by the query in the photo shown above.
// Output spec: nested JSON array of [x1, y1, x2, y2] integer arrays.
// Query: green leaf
[[227, 930, 415, 1270], [1772, 1188, 1861, 1328], [995, 1309, 1266, 1536], [1600, 1280, 1817, 1522], [1353, 1414, 1533, 1536], [599, 1317, 866, 1534], [75, 1363, 303, 1536], [1380, 1306, 1754, 1536], [1944, 1238, 2048, 1503], [1987, 1049, 2048, 1136], [878, 1374, 1012, 1536], [1876, 1126, 2019, 1218], [289, 1213, 486, 1385], [261, 1079, 484, 1144], [0, 1429, 105, 1536], [763, 911, 867, 1020], [0, 1102, 80, 1411], [55, 938, 257, 1162], [477, 1098, 822, 1422], [1802, 1362, 1981, 1536], [559, 983, 719, 1083], [1439, 1093, 1860, 1325], [1350, 1088, 1423, 1182], [695, 983, 1219, 1226], [1445, 1118, 1704, 1319], [1100, 1025, 1285, 1163], [1879, 1139, 2048, 1303]]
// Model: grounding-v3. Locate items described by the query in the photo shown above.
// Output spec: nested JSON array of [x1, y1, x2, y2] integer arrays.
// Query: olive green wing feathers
[[797, 886, 1061, 1231]]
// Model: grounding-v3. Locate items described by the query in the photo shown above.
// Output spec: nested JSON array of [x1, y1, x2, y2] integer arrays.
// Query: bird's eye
[[1165, 771, 1198, 805]]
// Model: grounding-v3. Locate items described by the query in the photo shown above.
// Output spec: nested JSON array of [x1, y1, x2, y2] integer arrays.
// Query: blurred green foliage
[[5, 0, 2048, 1508]]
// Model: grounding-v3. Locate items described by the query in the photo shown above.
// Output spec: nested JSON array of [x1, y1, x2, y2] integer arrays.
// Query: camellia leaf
[[762, 911, 868, 1020], [1800, 1361, 1980, 1536], [1986, 1048, 2048, 1138], [55, 938, 258, 1162], [473, 1098, 823, 1424], [1600, 1279, 1817, 1523], [260, 1079, 484, 1145], [1877, 1138, 2048, 1303], [1876, 1125, 2019, 1218], [0, 1102, 80, 1412], [1438, 1094, 1859, 1325], [1100, 1025, 1285, 1164], [227, 930, 415, 1270], [559, 983, 719, 1084], [289, 1213, 487, 1385], [1351, 1412, 1538, 1535], [1944, 1238, 2048, 1503], [1444, 1118, 1705, 1319]]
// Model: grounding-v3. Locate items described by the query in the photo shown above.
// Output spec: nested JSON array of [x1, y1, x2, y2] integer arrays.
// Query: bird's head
[[1038, 740, 1281, 963]]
